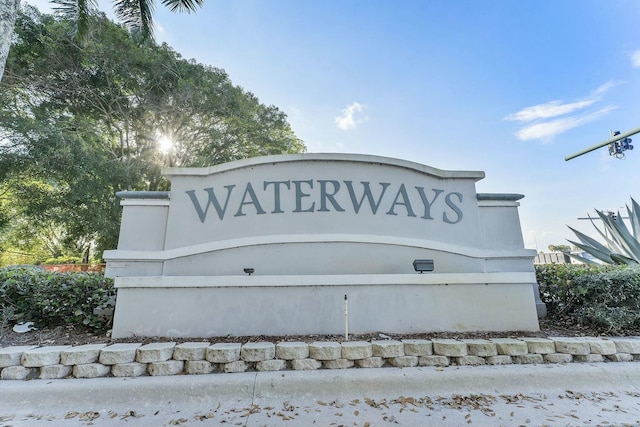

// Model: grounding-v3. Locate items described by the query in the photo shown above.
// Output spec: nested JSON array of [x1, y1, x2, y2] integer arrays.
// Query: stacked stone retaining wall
[[2, 336, 640, 381]]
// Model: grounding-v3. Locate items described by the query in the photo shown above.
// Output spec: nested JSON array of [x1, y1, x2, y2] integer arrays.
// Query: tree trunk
[[0, 0, 19, 82]]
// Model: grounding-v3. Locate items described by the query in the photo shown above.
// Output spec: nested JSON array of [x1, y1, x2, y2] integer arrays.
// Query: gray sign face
[[163, 154, 484, 254]]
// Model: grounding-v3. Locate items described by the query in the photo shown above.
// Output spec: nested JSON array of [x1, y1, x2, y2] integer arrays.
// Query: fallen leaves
[[64, 411, 100, 422]]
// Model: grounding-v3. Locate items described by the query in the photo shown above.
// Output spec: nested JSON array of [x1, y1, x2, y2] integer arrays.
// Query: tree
[[0, 0, 20, 82], [0, 8, 305, 262], [0, 0, 203, 82], [548, 244, 571, 253]]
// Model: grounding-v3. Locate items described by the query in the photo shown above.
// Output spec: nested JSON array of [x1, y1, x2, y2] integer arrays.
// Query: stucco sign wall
[[104, 154, 543, 338]]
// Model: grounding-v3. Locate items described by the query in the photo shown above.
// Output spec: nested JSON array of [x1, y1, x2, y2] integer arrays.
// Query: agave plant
[[567, 197, 640, 265]]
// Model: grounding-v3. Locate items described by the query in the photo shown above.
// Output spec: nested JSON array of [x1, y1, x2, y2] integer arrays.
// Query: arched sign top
[[162, 153, 486, 182]]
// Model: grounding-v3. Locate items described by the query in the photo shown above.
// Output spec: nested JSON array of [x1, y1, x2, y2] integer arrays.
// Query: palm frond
[[161, 0, 204, 13], [52, 0, 98, 39], [113, 0, 155, 39]]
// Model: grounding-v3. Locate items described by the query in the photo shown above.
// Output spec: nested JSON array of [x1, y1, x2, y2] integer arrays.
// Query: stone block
[[206, 343, 241, 363], [21, 346, 71, 367], [454, 356, 486, 366], [241, 342, 275, 362], [544, 353, 573, 364], [61, 344, 106, 365], [486, 355, 512, 365], [322, 359, 355, 369], [99, 344, 141, 365], [309, 342, 341, 360], [276, 342, 309, 360], [148, 360, 184, 376], [432, 339, 466, 357], [355, 357, 384, 368], [609, 338, 640, 354], [111, 362, 147, 377], [222, 360, 248, 373], [73, 363, 111, 378], [290, 358, 322, 370], [522, 338, 555, 354], [581, 338, 616, 355], [136, 343, 176, 363], [174, 342, 210, 361], [0, 346, 37, 368], [389, 356, 418, 368], [402, 339, 433, 356], [513, 354, 543, 364], [1, 366, 36, 380], [574, 354, 604, 363], [607, 353, 634, 362], [418, 355, 450, 367], [462, 339, 497, 357], [341, 341, 372, 360], [185, 360, 214, 375], [256, 360, 287, 371], [39, 364, 72, 379], [371, 340, 404, 358], [491, 338, 528, 356], [551, 337, 590, 355]]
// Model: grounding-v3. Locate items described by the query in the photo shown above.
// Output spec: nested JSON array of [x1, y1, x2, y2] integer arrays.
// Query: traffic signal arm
[[565, 126, 640, 161]]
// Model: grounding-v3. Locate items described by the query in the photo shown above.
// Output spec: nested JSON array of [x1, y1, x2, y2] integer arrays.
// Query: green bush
[[43, 256, 83, 265], [536, 263, 640, 334], [0, 267, 115, 332]]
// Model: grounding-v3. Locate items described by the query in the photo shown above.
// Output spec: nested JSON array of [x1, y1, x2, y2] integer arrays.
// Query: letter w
[[186, 186, 235, 222], [344, 181, 390, 214]]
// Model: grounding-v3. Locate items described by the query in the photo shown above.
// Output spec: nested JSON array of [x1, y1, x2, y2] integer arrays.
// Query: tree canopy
[[0, 7, 305, 264]]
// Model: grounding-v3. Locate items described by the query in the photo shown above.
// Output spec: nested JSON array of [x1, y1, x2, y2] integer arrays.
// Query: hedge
[[3, 264, 640, 336], [0, 267, 115, 333], [536, 263, 640, 334]]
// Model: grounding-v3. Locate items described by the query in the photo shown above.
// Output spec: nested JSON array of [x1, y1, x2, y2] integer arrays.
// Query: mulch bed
[[0, 317, 621, 348]]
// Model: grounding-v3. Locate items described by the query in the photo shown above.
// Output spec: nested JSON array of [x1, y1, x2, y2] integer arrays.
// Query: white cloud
[[505, 81, 621, 141], [591, 80, 623, 96], [335, 102, 367, 130], [516, 105, 617, 142], [504, 100, 594, 122], [631, 50, 640, 68]]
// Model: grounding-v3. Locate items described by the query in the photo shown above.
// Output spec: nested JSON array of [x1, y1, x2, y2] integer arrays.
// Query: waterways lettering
[[186, 180, 464, 224]]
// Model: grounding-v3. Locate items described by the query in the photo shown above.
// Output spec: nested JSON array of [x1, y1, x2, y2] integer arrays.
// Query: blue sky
[[25, 0, 640, 251]]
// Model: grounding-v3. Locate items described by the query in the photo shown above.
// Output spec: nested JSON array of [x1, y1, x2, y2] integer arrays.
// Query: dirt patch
[[0, 317, 621, 348]]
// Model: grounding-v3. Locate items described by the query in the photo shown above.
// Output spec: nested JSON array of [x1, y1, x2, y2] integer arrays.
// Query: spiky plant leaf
[[567, 198, 640, 266], [566, 252, 600, 265], [596, 209, 640, 263], [628, 197, 640, 239], [589, 212, 626, 255], [567, 226, 614, 255], [567, 239, 615, 264], [610, 253, 637, 265]]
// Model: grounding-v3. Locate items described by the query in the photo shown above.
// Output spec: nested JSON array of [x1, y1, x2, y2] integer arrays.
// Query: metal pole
[[344, 294, 349, 341], [564, 126, 640, 161]]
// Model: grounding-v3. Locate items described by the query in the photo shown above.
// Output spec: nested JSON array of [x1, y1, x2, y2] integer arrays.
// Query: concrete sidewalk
[[2, 363, 640, 426]]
